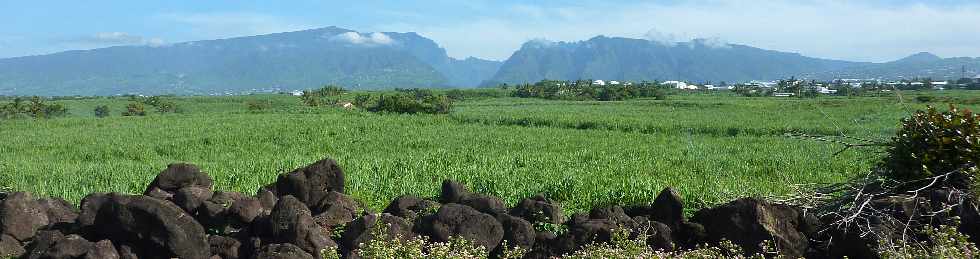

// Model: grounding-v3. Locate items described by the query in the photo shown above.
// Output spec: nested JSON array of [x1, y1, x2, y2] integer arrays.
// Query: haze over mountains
[[0, 26, 977, 96]]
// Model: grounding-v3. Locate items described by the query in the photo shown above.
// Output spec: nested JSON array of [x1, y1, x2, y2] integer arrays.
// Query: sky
[[1, 0, 979, 62]]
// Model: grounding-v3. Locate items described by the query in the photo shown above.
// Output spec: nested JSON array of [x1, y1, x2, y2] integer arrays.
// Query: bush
[[512, 80, 669, 101], [1, 97, 67, 119], [300, 85, 346, 107], [155, 101, 179, 113], [881, 105, 979, 188], [352, 94, 372, 108], [94, 105, 110, 118], [369, 93, 453, 114], [915, 95, 935, 103], [245, 100, 272, 113], [122, 102, 146, 116], [878, 224, 979, 258], [353, 222, 522, 259]]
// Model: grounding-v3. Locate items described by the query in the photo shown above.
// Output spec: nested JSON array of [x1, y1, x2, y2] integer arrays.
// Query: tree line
[[297, 86, 453, 114], [509, 80, 669, 101], [0, 97, 67, 119]]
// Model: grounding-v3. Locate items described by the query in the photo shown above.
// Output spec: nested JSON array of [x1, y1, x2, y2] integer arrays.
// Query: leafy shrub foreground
[[344, 224, 978, 259], [882, 105, 979, 188]]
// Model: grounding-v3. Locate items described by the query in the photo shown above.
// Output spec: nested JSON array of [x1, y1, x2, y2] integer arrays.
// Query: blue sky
[[1, 0, 979, 62]]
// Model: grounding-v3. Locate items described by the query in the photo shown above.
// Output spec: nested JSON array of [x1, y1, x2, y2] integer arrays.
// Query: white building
[[704, 84, 729, 90], [817, 87, 838, 94], [290, 90, 304, 96], [593, 80, 606, 86], [663, 80, 699, 90], [609, 81, 621, 85]]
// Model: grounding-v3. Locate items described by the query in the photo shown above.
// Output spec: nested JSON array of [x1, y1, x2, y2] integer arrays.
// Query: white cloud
[[379, 1, 980, 62], [68, 32, 165, 47], [328, 32, 396, 46], [158, 12, 315, 39], [643, 28, 680, 46], [693, 38, 731, 49]]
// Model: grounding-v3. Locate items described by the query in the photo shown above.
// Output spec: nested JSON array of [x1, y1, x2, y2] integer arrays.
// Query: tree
[[245, 100, 272, 113], [352, 94, 372, 108], [94, 105, 110, 118], [122, 102, 146, 116], [155, 101, 179, 113]]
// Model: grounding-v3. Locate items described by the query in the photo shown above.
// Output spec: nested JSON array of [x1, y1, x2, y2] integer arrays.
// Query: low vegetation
[[300, 85, 347, 107], [0, 96, 67, 120], [512, 80, 669, 101]]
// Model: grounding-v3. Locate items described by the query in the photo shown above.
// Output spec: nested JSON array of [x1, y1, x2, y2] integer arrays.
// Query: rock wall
[[1, 157, 977, 259]]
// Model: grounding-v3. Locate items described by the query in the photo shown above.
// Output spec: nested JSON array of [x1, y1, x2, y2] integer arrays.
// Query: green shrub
[[94, 105, 110, 118], [122, 102, 146, 116], [878, 223, 980, 258], [915, 95, 934, 103], [881, 105, 979, 187], [368, 93, 452, 114], [300, 85, 346, 107], [245, 100, 272, 113], [1, 97, 67, 119], [352, 94, 372, 108], [351, 222, 523, 259], [155, 101, 180, 113]]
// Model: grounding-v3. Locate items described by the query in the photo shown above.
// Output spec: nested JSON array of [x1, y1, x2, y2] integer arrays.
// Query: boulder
[[196, 201, 228, 230], [0, 192, 49, 241], [143, 163, 213, 199], [88, 194, 210, 259], [209, 235, 242, 259], [174, 186, 214, 214], [525, 231, 560, 259], [0, 234, 25, 258], [209, 191, 246, 207], [459, 194, 507, 216], [25, 233, 93, 259], [633, 216, 673, 250], [37, 197, 79, 226], [382, 195, 440, 219], [228, 197, 264, 225], [675, 221, 707, 248], [117, 245, 139, 259], [871, 195, 931, 221], [650, 187, 685, 229], [341, 213, 414, 250], [310, 191, 360, 228], [418, 203, 504, 252], [496, 214, 536, 251], [266, 158, 345, 206], [268, 196, 335, 258], [692, 197, 809, 258], [510, 194, 564, 225], [960, 197, 980, 244], [77, 193, 123, 229], [589, 206, 635, 227], [440, 180, 471, 204], [560, 219, 618, 252], [254, 243, 315, 259], [820, 225, 879, 259], [86, 240, 121, 259], [257, 188, 279, 212]]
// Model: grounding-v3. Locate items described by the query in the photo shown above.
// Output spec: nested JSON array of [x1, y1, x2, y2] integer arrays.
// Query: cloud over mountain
[[328, 32, 396, 46]]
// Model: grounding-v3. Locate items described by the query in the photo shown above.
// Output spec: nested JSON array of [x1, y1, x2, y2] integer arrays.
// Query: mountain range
[[0, 26, 977, 96], [0, 27, 501, 96]]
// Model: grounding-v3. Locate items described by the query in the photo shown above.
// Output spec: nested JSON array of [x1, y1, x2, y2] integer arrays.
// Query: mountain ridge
[[0, 27, 502, 96], [1, 27, 977, 96], [485, 36, 864, 85]]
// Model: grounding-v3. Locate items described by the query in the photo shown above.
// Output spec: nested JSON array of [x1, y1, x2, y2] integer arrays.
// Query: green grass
[[1, 90, 976, 213]]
